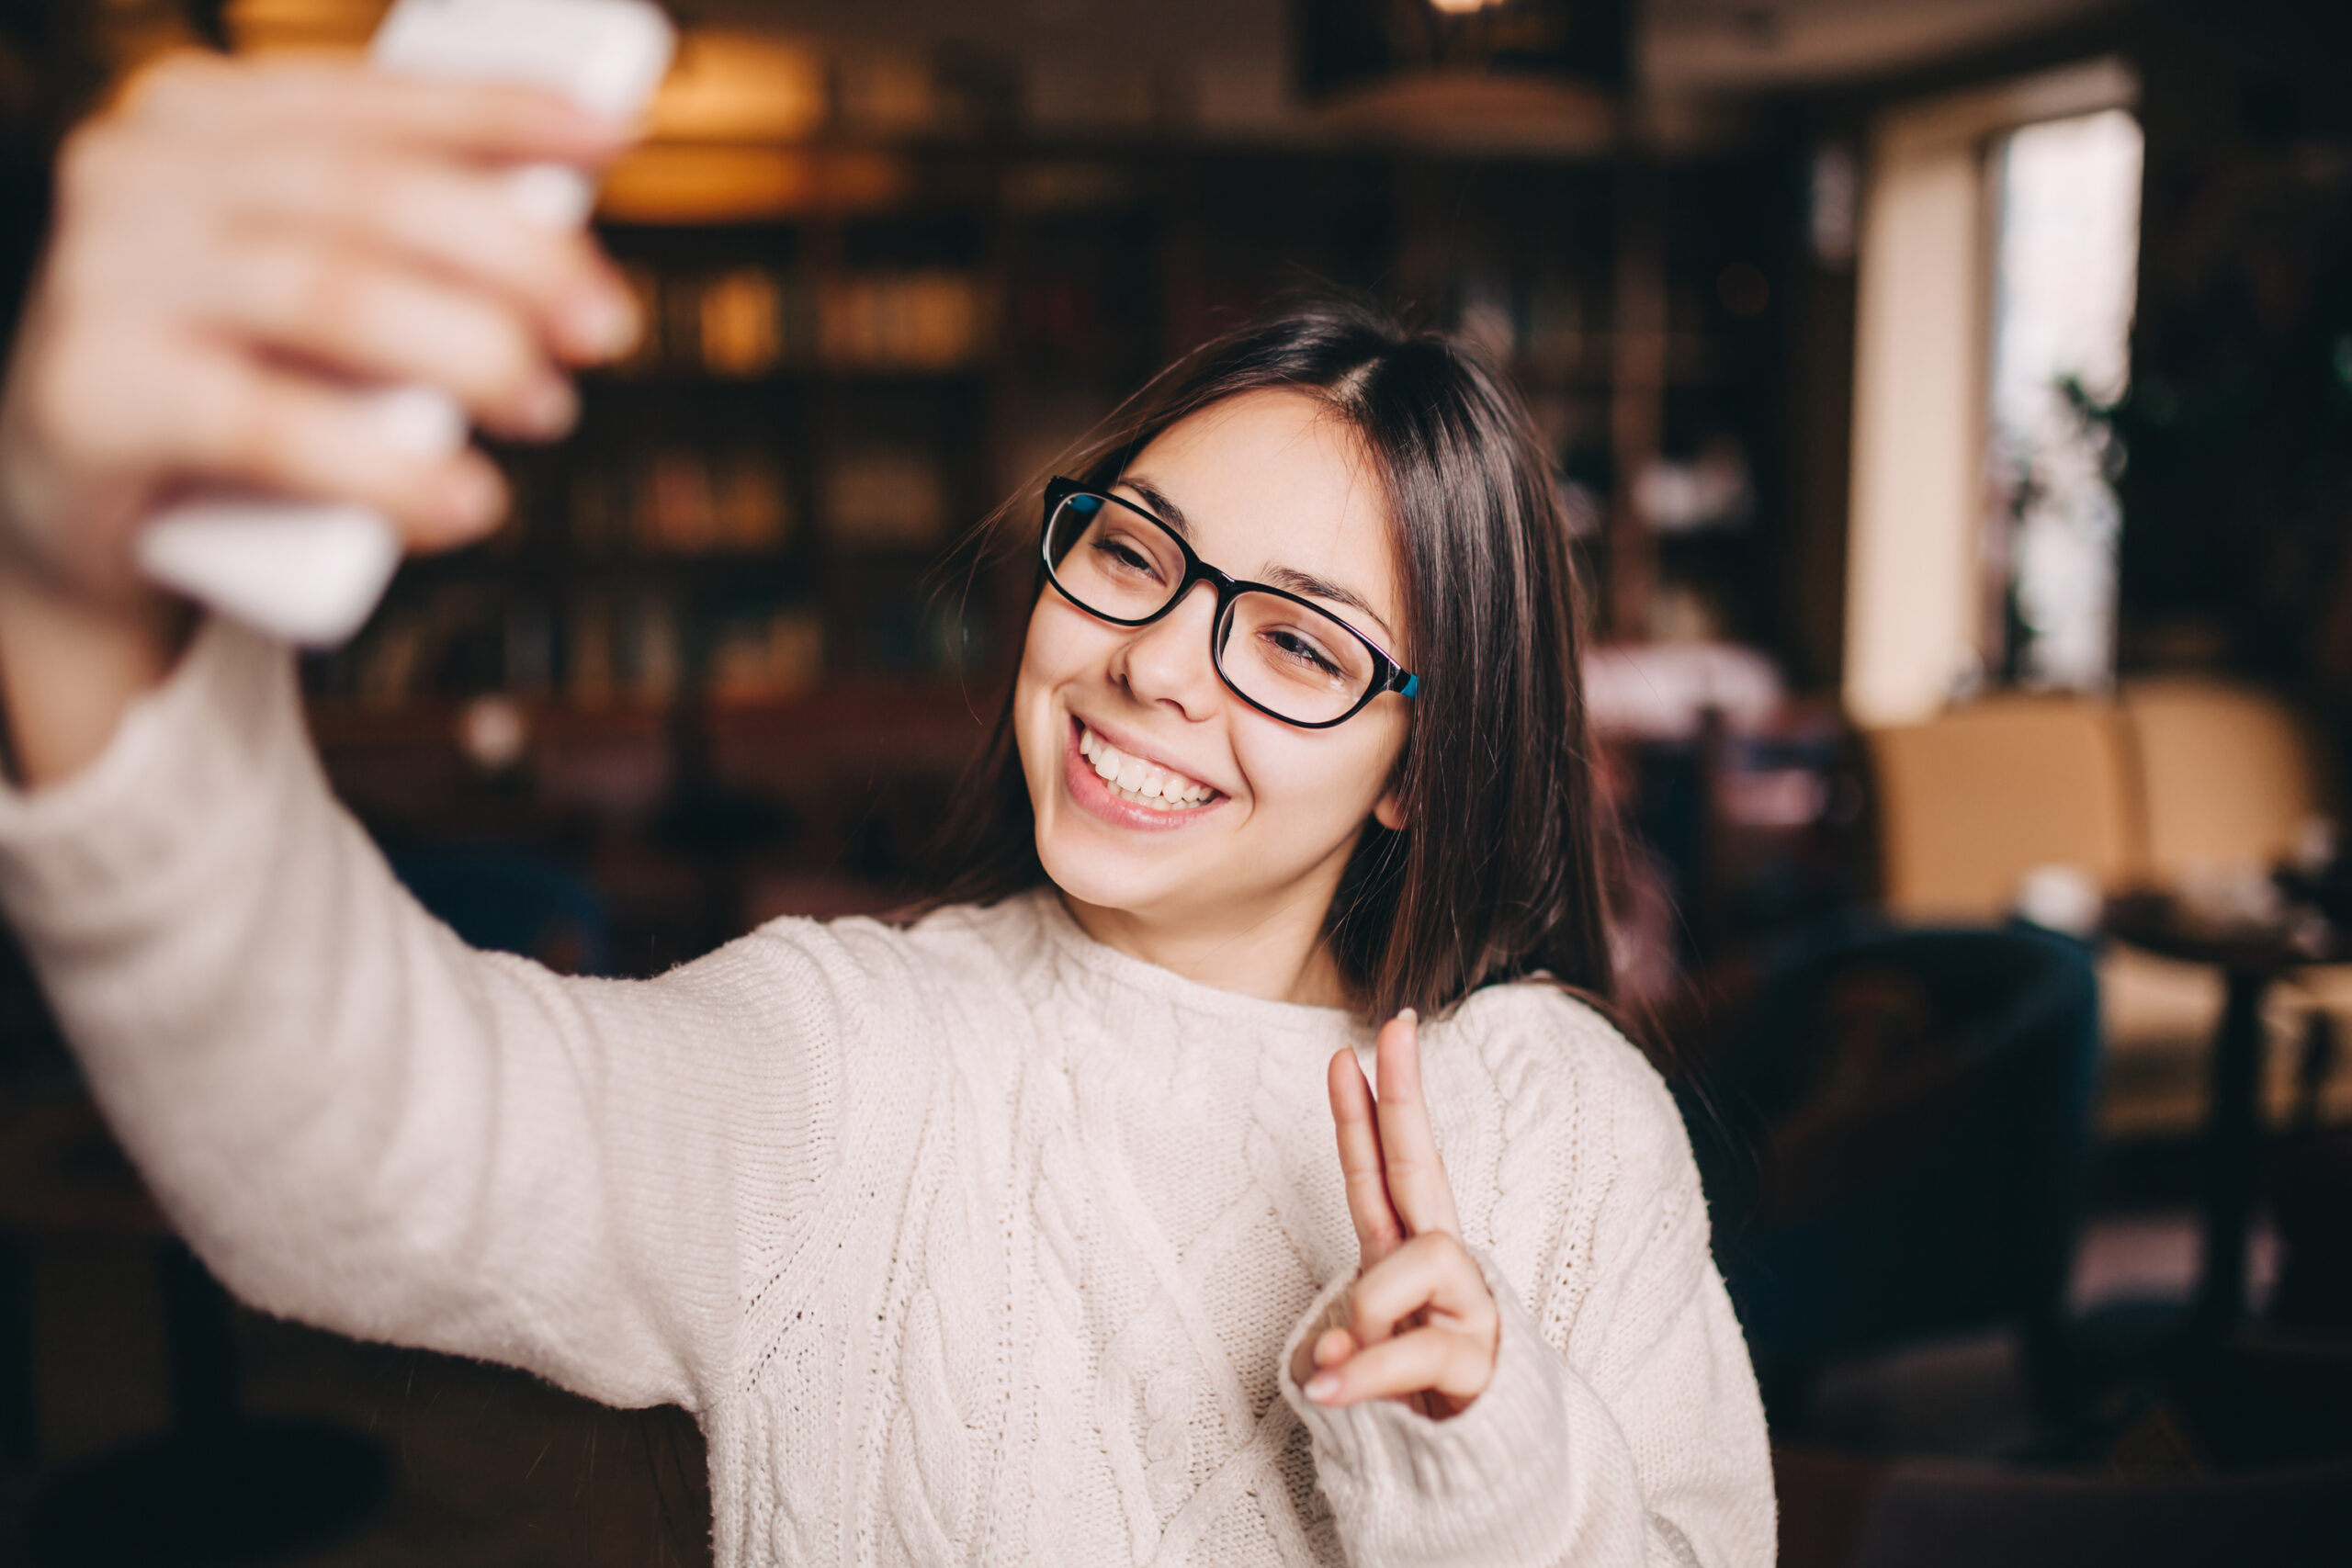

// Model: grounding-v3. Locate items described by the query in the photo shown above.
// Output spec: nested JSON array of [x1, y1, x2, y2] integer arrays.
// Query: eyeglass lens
[[1045, 492, 1379, 726]]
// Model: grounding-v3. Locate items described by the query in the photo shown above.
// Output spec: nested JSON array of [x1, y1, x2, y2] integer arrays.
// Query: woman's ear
[[1373, 788, 1408, 831]]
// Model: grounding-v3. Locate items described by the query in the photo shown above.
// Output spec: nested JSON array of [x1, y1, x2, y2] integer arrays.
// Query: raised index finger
[[1328, 1046, 1404, 1265], [1374, 1010, 1461, 1238]]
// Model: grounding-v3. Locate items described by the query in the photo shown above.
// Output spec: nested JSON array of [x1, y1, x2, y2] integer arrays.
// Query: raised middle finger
[[1373, 1010, 1462, 1239]]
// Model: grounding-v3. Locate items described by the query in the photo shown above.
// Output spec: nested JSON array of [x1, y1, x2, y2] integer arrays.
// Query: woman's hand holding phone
[[0, 51, 637, 781], [0, 52, 635, 603], [1294, 1011, 1502, 1419]]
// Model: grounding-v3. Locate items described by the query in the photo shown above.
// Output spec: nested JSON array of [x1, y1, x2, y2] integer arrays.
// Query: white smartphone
[[134, 0, 675, 648]]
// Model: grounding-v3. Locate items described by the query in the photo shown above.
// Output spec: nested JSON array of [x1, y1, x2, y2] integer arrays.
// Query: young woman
[[0, 56, 1772, 1567]]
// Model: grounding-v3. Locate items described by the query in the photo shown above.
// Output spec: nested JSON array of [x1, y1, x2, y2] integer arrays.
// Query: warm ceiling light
[[222, 0, 390, 53], [599, 146, 909, 223], [1302, 0, 1630, 151], [645, 32, 826, 143]]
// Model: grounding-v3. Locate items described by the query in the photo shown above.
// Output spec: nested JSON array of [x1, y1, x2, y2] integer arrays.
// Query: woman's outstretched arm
[[0, 57, 872, 1413], [0, 616, 892, 1411]]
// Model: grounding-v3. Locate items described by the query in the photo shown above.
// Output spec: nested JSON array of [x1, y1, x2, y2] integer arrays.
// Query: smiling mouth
[[1073, 718, 1220, 812]]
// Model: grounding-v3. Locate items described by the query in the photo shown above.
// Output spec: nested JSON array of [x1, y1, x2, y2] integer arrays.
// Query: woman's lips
[[1062, 716, 1226, 831]]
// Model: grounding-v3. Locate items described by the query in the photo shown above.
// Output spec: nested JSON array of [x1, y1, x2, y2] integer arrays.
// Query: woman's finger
[[197, 229, 573, 438], [215, 145, 635, 364], [1344, 1231, 1498, 1350], [150, 345, 508, 547], [1288, 1322, 1358, 1389], [1373, 1010, 1462, 1238], [127, 54, 630, 166], [1327, 1046, 1405, 1268], [1302, 1324, 1495, 1411]]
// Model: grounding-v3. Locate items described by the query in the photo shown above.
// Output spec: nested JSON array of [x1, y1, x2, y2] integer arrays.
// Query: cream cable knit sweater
[[0, 620, 1773, 1567]]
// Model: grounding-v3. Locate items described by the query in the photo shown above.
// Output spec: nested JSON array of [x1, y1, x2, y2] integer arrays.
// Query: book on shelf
[[818, 270, 988, 372], [644, 447, 718, 552], [824, 447, 946, 549], [698, 266, 790, 377], [564, 447, 794, 556], [604, 263, 984, 377], [602, 593, 682, 705], [614, 262, 667, 376], [563, 592, 682, 707], [568, 594, 616, 708], [503, 600, 558, 697], [715, 449, 793, 549], [571, 465, 623, 557], [707, 608, 825, 705]]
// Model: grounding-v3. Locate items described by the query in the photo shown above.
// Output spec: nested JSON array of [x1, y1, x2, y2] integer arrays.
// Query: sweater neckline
[[1017, 888, 1371, 1038]]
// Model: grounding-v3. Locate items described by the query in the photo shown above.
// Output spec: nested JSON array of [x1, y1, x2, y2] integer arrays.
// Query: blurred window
[[1986, 109, 2144, 693], [1843, 59, 2138, 726]]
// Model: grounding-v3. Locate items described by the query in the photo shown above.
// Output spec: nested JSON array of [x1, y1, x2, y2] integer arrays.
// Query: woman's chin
[[1033, 826, 1182, 919]]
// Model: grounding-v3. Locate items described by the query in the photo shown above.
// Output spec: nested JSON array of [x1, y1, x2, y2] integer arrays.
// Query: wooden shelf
[[582, 367, 990, 394], [311, 684, 998, 777]]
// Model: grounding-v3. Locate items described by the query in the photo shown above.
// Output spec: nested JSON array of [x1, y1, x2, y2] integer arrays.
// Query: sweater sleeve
[[1275, 1038, 1775, 1568], [0, 619, 888, 1416]]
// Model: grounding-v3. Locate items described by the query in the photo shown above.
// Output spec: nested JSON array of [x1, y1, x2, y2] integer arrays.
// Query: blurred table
[[2102, 894, 2347, 1334]]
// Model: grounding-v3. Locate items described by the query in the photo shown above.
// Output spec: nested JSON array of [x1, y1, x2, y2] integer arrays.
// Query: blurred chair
[[1861, 696, 2139, 925], [2120, 677, 2352, 1126], [1860, 685, 2351, 1136], [2122, 676, 2328, 879], [1683, 921, 2101, 1422]]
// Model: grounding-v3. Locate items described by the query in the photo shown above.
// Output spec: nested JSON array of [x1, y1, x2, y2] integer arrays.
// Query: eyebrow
[[1117, 477, 1193, 540], [1115, 476, 1399, 648]]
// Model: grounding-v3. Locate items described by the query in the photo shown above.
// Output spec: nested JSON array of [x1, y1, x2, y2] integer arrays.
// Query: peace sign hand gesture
[[1292, 1010, 1501, 1420]]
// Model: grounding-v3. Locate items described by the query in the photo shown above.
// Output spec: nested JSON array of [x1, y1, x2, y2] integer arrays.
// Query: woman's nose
[[1112, 581, 1222, 716]]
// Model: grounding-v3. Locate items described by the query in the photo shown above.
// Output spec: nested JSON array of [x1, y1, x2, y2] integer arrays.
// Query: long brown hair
[[927, 297, 1612, 1022]]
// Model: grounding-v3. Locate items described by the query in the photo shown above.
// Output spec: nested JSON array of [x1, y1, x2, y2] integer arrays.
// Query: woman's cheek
[[1237, 730, 1377, 845]]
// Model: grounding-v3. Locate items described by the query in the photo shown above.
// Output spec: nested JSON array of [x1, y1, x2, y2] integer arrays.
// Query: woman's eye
[[1090, 536, 1162, 579], [1262, 626, 1345, 680]]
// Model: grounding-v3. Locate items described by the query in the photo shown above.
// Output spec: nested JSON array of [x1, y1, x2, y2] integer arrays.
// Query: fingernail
[[505, 164, 594, 230], [1396, 1007, 1418, 1025], [365, 387, 466, 460], [1305, 1374, 1339, 1403], [562, 106, 633, 149], [519, 375, 578, 438], [567, 287, 639, 360], [441, 463, 506, 534]]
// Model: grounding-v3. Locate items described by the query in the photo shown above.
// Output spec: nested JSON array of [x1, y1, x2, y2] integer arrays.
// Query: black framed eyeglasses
[[1039, 477, 1419, 729]]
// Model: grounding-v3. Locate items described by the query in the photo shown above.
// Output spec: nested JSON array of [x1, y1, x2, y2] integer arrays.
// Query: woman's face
[[1013, 388, 1412, 937]]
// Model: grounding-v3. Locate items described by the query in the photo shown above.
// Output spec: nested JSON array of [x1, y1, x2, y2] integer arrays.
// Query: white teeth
[[1075, 722, 1215, 812]]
